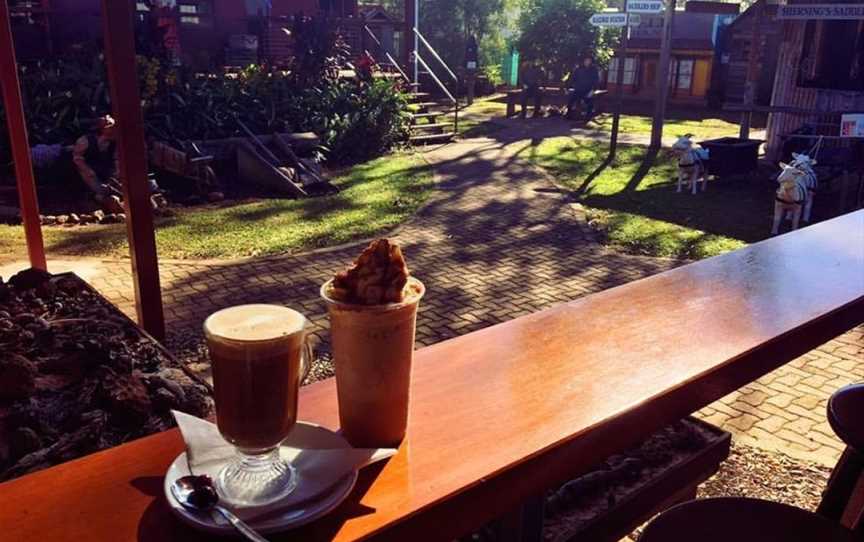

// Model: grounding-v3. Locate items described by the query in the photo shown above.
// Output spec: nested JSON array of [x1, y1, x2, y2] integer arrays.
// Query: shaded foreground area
[[623, 442, 831, 541]]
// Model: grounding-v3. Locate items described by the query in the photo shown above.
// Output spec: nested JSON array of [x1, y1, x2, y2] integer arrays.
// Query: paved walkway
[[1, 124, 860, 467]]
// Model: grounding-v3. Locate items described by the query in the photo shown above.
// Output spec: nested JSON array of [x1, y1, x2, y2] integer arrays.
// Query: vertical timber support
[[650, 0, 676, 150], [610, 3, 631, 161], [0, 1, 47, 270], [404, 0, 416, 80], [101, 0, 166, 341], [740, 0, 765, 141]]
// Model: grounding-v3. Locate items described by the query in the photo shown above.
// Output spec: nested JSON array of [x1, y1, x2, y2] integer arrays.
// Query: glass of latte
[[204, 304, 313, 507]]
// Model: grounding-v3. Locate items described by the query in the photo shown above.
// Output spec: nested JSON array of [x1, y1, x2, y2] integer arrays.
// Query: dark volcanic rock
[[0, 271, 213, 482], [8, 268, 52, 291], [99, 369, 153, 426], [0, 354, 38, 401], [10, 427, 42, 459]]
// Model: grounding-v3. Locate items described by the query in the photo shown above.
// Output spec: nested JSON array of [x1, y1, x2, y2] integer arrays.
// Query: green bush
[[301, 79, 410, 165], [0, 18, 410, 167]]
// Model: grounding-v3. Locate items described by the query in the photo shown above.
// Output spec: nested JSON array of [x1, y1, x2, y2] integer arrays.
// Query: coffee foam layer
[[204, 304, 305, 342]]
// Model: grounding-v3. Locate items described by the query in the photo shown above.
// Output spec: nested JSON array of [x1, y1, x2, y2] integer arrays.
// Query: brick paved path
[[1, 128, 861, 466]]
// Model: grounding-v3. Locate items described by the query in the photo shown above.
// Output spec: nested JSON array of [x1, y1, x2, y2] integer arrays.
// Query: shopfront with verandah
[[764, 0, 864, 160], [603, 2, 739, 103]]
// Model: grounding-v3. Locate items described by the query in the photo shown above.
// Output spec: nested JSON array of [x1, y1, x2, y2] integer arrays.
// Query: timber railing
[[1, 211, 862, 541]]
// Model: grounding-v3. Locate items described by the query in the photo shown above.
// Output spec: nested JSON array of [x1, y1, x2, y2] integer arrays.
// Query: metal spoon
[[171, 475, 269, 542]]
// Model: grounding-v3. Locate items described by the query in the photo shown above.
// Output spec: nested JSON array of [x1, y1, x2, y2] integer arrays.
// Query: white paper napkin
[[171, 410, 396, 521]]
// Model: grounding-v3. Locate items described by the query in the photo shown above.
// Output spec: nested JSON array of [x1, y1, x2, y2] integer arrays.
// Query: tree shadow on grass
[[582, 178, 776, 244], [624, 146, 659, 192], [42, 223, 136, 256]]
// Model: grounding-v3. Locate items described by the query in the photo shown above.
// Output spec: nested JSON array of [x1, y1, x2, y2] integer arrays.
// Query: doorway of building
[[692, 58, 711, 97], [643, 59, 657, 89]]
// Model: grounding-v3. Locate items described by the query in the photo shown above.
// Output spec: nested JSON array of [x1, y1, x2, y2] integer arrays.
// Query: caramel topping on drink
[[329, 239, 411, 305]]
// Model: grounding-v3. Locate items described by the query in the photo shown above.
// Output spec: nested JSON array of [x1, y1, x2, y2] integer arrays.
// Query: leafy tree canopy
[[417, 0, 521, 73], [516, 0, 617, 81]]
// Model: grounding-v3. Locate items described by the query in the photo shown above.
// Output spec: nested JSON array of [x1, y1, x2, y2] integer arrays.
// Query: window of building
[[677, 59, 694, 91], [136, 2, 150, 11], [180, 15, 200, 24], [608, 57, 637, 85], [798, 20, 864, 91]]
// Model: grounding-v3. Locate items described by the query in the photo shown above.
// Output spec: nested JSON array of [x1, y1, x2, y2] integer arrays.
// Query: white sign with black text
[[626, 0, 664, 14], [590, 12, 631, 27], [778, 4, 864, 20]]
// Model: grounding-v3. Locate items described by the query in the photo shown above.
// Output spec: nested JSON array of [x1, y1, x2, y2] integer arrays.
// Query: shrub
[[301, 78, 410, 165], [0, 18, 410, 167]]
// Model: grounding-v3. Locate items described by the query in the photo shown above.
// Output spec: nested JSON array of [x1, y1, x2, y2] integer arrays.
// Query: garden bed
[[0, 269, 212, 482], [543, 418, 730, 542]]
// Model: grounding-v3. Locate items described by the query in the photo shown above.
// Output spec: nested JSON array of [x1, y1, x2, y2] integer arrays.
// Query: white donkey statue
[[788, 152, 818, 222], [672, 134, 708, 194], [772, 161, 811, 235]]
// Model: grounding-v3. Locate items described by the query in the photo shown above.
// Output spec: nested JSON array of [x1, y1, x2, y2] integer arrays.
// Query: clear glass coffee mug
[[204, 304, 314, 507]]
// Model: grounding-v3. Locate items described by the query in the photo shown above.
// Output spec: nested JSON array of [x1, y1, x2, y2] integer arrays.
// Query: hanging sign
[[778, 4, 864, 20], [840, 114, 864, 137], [627, 0, 664, 14], [590, 12, 631, 27], [628, 13, 642, 26]]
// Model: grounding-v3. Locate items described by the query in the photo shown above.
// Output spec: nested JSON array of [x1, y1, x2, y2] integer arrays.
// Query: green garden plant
[[0, 17, 410, 169]]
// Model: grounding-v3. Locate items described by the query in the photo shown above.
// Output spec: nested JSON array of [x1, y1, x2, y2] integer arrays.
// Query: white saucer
[[164, 422, 358, 535]]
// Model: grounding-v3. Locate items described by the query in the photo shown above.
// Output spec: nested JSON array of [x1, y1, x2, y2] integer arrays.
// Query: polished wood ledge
[[3, 211, 863, 542]]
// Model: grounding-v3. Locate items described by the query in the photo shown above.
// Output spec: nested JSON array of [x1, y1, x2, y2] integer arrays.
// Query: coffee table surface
[[2, 211, 863, 542]]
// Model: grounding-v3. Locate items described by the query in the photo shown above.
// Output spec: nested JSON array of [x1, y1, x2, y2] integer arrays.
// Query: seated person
[[73, 115, 165, 213], [72, 115, 124, 213], [566, 56, 599, 121], [520, 62, 545, 119]]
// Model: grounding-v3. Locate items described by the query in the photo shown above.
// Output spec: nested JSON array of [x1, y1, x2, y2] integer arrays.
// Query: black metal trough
[[700, 137, 763, 178]]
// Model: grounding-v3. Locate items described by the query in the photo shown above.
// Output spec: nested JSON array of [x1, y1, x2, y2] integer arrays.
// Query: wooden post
[[739, 0, 765, 141], [403, 0, 416, 79], [650, 0, 676, 150], [610, 5, 631, 160], [0, 0, 47, 270], [101, 0, 166, 341]]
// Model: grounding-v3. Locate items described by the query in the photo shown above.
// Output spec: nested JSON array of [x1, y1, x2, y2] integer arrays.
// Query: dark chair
[[638, 383, 864, 541]]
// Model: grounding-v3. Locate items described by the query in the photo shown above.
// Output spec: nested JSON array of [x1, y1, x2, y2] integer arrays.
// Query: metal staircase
[[364, 26, 458, 145]]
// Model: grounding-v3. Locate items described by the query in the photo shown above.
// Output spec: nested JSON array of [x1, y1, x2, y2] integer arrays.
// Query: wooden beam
[[740, 0, 765, 140], [0, 0, 46, 270], [610, 3, 630, 160], [404, 0, 417, 81], [100, 0, 165, 341], [650, 0, 676, 149]]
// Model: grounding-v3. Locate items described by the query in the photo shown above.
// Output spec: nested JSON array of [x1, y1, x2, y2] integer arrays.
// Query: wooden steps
[[409, 132, 456, 144], [404, 80, 456, 145], [411, 122, 451, 131]]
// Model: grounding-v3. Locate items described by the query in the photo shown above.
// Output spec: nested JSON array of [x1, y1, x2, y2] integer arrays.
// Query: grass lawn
[[586, 113, 746, 140], [522, 137, 777, 259], [0, 153, 434, 260]]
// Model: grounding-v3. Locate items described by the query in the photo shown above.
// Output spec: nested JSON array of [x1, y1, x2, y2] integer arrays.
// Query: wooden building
[[764, 0, 864, 159], [8, 0, 403, 69], [713, 0, 782, 108], [603, 1, 739, 104]]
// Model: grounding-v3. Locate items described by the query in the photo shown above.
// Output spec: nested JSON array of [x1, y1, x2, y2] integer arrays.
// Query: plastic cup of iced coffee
[[321, 240, 424, 448]]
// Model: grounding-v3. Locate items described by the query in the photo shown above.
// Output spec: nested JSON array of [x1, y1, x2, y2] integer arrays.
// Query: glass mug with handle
[[204, 304, 314, 507]]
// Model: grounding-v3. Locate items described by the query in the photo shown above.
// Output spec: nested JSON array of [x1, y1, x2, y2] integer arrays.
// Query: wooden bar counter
[[2, 211, 863, 541]]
